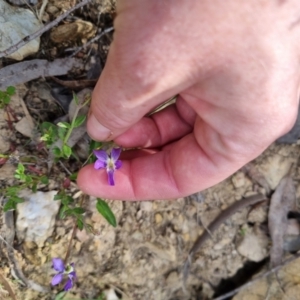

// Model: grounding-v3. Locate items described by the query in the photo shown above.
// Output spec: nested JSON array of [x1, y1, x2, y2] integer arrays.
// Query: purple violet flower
[[93, 148, 122, 186], [51, 258, 76, 291]]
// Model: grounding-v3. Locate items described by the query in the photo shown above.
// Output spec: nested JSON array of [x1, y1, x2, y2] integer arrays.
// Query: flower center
[[107, 158, 115, 170]]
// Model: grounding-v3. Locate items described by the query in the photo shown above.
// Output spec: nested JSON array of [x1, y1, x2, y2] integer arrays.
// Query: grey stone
[[0, 0, 42, 60], [16, 190, 59, 247]]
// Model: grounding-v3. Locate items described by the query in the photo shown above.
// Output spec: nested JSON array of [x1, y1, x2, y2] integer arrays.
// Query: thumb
[[86, 1, 198, 141]]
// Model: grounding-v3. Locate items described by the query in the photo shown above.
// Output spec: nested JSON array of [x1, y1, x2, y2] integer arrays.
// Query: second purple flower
[[93, 147, 122, 186]]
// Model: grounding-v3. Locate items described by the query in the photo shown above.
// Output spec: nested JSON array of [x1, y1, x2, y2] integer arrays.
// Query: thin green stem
[[64, 195, 85, 264], [63, 97, 90, 145]]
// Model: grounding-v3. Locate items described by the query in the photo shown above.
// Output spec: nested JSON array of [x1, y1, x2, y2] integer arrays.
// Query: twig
[[213, 254, 300, 300], [64, 222, 77, 264], [0, 0, 93, 58], [58, 160, 72, 176], [64, 195, 84, 263], [183, 194, 267, 283], [71, 27, 114, 57]]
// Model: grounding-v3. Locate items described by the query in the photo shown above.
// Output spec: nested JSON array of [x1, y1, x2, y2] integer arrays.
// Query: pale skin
[[77, 0, 300, 200]]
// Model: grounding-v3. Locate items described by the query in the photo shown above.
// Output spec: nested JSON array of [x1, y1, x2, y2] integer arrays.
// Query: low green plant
[[0, 86, 15, 109], [4, 163, 48, 211], [1, 88, 118, 294], [41, 93, 89, 160]]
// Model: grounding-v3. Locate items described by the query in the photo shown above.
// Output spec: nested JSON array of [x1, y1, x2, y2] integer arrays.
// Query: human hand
[[78, 0, 300, 200]]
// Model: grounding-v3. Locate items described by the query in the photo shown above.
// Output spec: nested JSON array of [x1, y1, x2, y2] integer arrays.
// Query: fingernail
[[88, 113, 112, 140]]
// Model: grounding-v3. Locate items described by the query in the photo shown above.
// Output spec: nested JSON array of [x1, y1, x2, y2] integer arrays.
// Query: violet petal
[[64, 278, 73, 291], [93, 150, 108, 162], [115, 160, 122, 170], [52, 258, 65, 272], [68, 271, 76, 280], [111, 148, 121, 162], [51, 273, 63, 286], [94, 159, 106, 170], [107, 169, 115, 186]]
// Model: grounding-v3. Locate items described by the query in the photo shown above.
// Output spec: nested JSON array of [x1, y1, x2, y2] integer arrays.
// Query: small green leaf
[[41, 122, 56, 132], [57, 122, 71, 129], [77, 217, 84, 230], [90, 140, 103, 151], [52, 146, 62, 157], [54, 291, 67, 300], [61, 195, 74, 205], [58, 127, 66, 141], [72, 207, 85, 215], [31, 183, 37, 193], [4, 201, 15, 212], [96, 198, 117, 227], [63, 208, 73, 216], [73, 115, 86, 128], [69, 172, 78, 181], [6, 86, 15, 95], [3, 95, 10, 104], [14, 196, 24, 203], [62, 145, 72, 158], [59, 206, 68, 219], [54, 193, 62, 200], [17, 163, 25, 173], [73, 93, 79, 105], [40, 175, 49, 184]]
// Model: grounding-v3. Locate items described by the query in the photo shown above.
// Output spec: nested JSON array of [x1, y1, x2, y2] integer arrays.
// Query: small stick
[[0, 0, 93, 58], [64, 195, 84, 263], [183, 194, 267, 282], [71, 27, 114, 57]]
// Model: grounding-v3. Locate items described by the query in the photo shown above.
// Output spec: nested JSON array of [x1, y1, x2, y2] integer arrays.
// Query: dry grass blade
[[268, 175, 296, 267]]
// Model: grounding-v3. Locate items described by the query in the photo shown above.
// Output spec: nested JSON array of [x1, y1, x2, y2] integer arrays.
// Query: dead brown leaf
[[51, 76, 97, 90]]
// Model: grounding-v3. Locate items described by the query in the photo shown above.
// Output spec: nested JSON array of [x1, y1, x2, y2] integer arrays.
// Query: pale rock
[[247, 204, 268, 224], [200, 208, 221, 228], [166, 271, 179, 285], [213, 237, 233, 250], [0, 129, 11, 153], [104, 289, 120, 300], [260, 153, 293, 190], [131, 230, 143, 242], [231, 171, 246, 189], [183, 233, 190, 242], [0, 0, 42, 60], [155, 213, 163, 224], [15, 116, 34, 138], [140, 201, 153, 212], [236, 224, 269, 262], [0, 163, 16, 180], [136, 209, 142, 220], [16, 190, 59, 247]]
